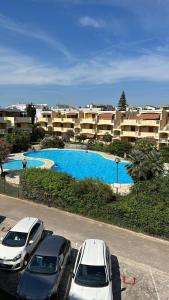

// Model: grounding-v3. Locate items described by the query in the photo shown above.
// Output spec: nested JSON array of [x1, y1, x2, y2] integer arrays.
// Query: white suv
[[68, 239, 113, 300], [0, 217, 44, 270]]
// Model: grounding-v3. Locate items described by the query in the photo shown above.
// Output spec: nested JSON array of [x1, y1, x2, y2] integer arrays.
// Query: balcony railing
[[14, 117, 31, 123], [138, 132, 159, 138], [138, 120, 160, 126], [121, 119, 137, 126], [121, 131, 138, 137], [80, 128, 96, 134], [80, 118, 96, 124], [97, 119, 114, 125]]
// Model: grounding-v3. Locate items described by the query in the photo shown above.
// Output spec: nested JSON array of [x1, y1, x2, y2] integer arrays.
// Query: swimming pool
[[25, 150, 132, 184], [3, 159, 44, 170]]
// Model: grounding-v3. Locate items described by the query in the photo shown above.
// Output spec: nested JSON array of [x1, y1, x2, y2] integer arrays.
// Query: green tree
[[126, 140, 164, 182], [102, 132, 112, 143], [40, 136, 65, 149], [0, 139, 11, 173], [76, 134, 88, 143], [62, 130, 74, 142], [107, 140, 132, 157], [31, 124, 45, 143], [117, 91, 127, 111], [26, 103, 36, 124], [160, 145, 169, 163], [7, 129, 30, 153]]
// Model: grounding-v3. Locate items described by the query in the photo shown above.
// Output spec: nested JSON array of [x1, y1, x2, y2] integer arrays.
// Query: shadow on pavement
[[0, 215, 6, 224]]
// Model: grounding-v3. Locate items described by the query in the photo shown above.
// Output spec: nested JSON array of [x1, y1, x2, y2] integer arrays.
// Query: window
[[2, 231, 28, 247], [28, 223, 40, 242], [75, 264, 108, 287], [29, 255, 57, 274]]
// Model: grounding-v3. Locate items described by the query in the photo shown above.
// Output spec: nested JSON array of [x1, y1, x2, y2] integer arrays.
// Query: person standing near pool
[[22, 158, 27, 169]]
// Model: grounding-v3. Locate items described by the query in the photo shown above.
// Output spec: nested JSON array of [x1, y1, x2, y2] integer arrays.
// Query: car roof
[[35, 235, 67, 256], [80, 239, 106, 266], [11, 217, 39, 233]]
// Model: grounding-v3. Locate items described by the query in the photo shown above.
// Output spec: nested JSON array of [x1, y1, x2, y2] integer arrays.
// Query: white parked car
[[68, 239, 113, 300], [0, 217, 44, 270]]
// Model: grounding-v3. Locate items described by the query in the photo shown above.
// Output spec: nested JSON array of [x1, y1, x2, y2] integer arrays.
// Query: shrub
[[40, 136, 65, 149], [0, 139, 11, 172], [107, 140, 132, 157], [31, 125, 45, 143], [87, 142, 105, 152], [20, 168, 169, 239], [6, 129, 30, 153], [20, 169, 115, 217], [160, 146, 169, 163]]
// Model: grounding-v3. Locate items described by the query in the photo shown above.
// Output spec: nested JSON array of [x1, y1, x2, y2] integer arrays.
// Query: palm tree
[[126, 148, 164, 182]]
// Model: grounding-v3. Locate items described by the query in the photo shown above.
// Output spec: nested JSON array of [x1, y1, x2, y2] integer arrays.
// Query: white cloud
[[1, 46, 169, 86], [0, 14, 72, 61], [79, 16, 105, 29]]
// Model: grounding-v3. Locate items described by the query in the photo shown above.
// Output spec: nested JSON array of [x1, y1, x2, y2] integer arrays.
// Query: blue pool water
[[25, 150, 132, 184], [3, 159, 44, 170]]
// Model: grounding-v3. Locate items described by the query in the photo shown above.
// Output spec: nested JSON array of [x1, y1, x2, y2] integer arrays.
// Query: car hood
[[17, 270, 59, 299], [69, 282, 113, 300], [0, 244, 24, 260]]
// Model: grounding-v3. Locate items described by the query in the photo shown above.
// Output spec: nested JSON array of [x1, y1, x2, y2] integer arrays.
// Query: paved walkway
[[0, 194, 169, 276]]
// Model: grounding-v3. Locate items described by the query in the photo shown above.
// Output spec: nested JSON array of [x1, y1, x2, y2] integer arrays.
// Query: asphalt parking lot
[[0, 210, 169, 299]]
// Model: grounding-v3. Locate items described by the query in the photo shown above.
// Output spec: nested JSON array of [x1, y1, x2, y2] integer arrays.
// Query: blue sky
[[1, 0, 169, 107]]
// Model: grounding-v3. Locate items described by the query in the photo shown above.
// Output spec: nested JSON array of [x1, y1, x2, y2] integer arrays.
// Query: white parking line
[[150, 269, 160, 300]]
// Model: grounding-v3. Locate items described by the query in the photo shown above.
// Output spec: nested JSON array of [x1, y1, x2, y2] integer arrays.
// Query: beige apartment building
[[0, 108, 31, 136], [38, 107, 169, 149]]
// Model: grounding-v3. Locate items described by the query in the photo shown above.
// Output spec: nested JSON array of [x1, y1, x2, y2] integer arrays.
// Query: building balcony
[[138, 132, 159, 138], [137, 120, 160, 126], [52, 117, 76, 123], [97, 119, 114, 125], [121, 119, 137, 126], [80, 118, 96, 124], [53, 127, 74, 133], [14, 117, 31, 123], [80, 128, 96, 134], [159, 138, 168, 143], [121, 131, 138, 137], [97, 129, 113, 135], [38, 117, 49, 123]]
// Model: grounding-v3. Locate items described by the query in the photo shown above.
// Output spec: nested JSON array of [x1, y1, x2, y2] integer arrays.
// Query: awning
[[99, 113, 113, 120], [137, 114, 160, 120]]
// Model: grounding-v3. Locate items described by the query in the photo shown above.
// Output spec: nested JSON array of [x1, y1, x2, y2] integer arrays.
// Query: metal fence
[[0, 178, 22, 198]]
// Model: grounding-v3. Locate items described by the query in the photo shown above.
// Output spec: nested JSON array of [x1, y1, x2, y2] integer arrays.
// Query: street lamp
[[115, 157, 120, 193]]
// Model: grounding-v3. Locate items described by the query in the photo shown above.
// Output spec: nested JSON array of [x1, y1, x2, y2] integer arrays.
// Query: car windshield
[[75, 264, 108, 287], [2, 231, 28, 247], [29, 255, 57, 274]]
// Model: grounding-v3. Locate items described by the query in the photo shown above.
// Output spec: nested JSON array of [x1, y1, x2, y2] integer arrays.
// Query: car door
[[26, 222, 41, 254]]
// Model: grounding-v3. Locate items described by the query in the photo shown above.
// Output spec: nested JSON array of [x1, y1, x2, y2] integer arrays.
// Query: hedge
[[20, 168, 169, 239]]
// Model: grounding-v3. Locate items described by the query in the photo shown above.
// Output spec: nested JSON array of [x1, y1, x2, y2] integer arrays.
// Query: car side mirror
[[29, 240, 33, 245], [71, 272, 75, 278]]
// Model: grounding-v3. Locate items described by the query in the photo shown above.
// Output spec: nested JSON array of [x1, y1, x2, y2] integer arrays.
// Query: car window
[[2, 231, 28, 247], [28, 223, 41, 242], [75, 264, 108, 287], [75, 249, 82, 273], [106, 247, 111, 279], [29, 255, 57, 274]]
